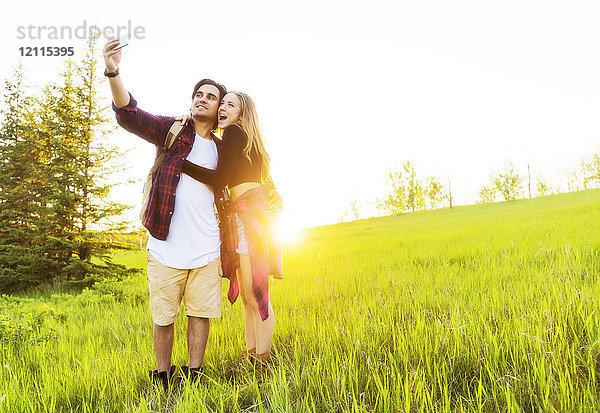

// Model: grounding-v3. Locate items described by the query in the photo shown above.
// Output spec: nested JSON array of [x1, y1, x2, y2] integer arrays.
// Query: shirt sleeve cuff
[[112, 93, 137, 113]]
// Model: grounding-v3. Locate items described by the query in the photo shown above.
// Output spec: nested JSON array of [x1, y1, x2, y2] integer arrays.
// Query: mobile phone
[[111, 35, 129, 51]]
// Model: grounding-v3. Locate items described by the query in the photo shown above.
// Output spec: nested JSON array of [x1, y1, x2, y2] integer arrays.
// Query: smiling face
[[218, 92, 243, 129], [191, 84, 221, 126]]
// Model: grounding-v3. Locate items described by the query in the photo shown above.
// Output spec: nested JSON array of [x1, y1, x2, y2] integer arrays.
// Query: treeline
[[0, 42, 135, 293], [378, 161, 448, 215], [343, 157, 600, 220], [478, 158, 600, 203]]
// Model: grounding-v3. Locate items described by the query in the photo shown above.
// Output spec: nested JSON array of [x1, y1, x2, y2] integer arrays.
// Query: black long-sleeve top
[[182, 124, 261, 188]]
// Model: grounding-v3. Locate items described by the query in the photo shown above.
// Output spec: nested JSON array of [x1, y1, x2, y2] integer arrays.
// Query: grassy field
[[2, 190, 600, 412]]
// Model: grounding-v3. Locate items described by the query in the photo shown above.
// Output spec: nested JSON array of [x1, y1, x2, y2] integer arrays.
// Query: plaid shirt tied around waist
[[221, 186, 283, 321]]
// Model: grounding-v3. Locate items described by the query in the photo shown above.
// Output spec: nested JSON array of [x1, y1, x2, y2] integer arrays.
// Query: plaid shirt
[[222, 186, 283, 321], [113, 94, 221, 241]]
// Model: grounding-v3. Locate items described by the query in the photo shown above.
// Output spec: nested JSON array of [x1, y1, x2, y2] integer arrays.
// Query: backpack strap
[[162, 120, 185, 152]]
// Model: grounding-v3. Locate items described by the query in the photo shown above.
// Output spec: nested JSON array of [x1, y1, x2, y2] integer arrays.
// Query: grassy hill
[[2, 190, 600, 412]]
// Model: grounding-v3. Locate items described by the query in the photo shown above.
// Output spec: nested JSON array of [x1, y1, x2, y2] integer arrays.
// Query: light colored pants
[[147, 251, 222, 326]]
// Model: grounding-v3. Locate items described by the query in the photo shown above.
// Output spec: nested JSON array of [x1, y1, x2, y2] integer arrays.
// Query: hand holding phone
[[111, 35, 129, 51], [103, 37, 127, 72]]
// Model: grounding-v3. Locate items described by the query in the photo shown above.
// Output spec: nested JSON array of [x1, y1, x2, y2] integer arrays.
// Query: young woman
[[181, 91, 283, 362]]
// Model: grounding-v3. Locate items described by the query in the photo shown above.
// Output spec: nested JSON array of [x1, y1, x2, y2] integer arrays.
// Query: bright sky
[[1, 1, 600, 233]]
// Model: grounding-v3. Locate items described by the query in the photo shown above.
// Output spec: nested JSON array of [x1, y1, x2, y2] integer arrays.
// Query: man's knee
[[153, 322, 175, 338], [187, 316, 210, 327], [154, 321, 175, 329]]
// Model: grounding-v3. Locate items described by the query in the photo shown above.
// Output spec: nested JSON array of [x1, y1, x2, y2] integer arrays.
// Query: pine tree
[[0, 42, 135, 292], [0, 65, 58, 290]]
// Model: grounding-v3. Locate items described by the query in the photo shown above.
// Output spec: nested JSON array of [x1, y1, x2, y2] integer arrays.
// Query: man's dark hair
[[191, 79, 227, 101]]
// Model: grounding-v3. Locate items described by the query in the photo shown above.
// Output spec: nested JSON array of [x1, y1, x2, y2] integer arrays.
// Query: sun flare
[[276, 213, 304, 243]]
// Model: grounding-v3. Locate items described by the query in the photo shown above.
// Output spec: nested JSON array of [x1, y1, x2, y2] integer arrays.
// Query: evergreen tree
[[0, 65, 56, 290], [0, 42, 134, 292]]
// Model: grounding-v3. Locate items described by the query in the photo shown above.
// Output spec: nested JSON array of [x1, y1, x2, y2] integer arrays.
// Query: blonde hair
[[230, 91, 274, 187]]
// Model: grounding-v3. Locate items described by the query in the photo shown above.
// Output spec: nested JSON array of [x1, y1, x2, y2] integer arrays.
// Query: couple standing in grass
[[102, 39, 283, 389]]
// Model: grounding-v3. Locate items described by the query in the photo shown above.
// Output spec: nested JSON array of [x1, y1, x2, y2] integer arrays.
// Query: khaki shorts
[[147, 251, 222, 326]]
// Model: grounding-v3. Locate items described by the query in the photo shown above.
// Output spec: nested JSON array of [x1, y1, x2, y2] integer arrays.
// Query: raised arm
[[182, 124, 246, 187], [103, 39, 129, 108], [102, 39, 173, 146]]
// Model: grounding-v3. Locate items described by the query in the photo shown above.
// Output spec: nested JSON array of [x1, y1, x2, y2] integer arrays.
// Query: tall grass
[[2, 190, 600, 412]]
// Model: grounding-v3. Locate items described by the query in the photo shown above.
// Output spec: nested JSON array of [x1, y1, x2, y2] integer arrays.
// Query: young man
[[102, 38, 226, 387]]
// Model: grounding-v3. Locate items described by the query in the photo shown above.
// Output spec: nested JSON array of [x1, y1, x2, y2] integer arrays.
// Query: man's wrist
[[104, 68, 119, 78]]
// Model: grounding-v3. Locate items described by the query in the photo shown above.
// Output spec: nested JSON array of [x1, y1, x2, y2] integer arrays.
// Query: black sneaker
[[180, 365, 202, 383], [149, 365, 177, 391]]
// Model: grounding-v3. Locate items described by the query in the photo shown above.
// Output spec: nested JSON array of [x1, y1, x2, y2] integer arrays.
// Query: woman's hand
[[175, 114, 193, 125], [267, 189, 283, 213], [102, 38, 122, 72]]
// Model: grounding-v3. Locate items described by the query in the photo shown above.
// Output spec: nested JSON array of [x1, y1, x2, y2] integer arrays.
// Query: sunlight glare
[[276, 212, 304, 244]]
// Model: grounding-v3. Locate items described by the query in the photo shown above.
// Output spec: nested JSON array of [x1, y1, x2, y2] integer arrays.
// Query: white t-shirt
[[147, 134, 221, 269]]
